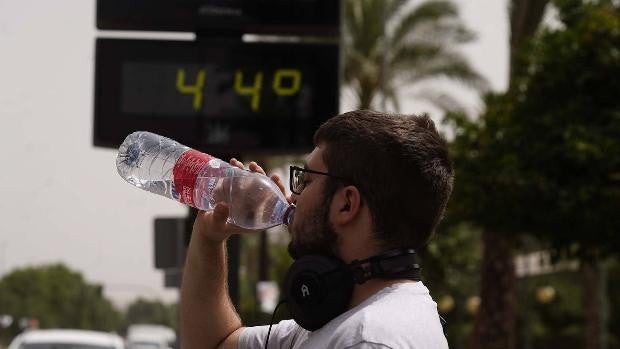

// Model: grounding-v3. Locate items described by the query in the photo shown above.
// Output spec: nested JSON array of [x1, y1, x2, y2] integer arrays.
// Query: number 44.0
[[176, 69, 302, 112]]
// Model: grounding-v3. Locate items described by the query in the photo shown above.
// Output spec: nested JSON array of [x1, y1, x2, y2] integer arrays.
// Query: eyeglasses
[[289, 166, 350, 195]]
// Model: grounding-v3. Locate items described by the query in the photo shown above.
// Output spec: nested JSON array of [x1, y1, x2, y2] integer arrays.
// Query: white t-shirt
[[239, 282, 448, 349]]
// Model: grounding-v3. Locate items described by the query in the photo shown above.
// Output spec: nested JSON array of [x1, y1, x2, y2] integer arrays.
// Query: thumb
[[212, 202, 230, 227]]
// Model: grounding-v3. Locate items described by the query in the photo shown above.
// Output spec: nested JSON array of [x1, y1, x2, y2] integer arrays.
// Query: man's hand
[[238, 159, 289, 202], [192, 158, 289, 243]]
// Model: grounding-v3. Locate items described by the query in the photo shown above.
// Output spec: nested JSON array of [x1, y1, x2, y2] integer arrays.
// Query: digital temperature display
[[94, 38, 339, 153], [121, 63, 311, 116]]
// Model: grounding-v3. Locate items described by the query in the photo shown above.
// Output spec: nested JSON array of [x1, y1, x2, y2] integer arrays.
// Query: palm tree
[[342, 0, 488, 111]]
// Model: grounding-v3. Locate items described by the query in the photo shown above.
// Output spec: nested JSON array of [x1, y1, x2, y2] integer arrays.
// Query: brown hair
[[314, 110, 454, 249]]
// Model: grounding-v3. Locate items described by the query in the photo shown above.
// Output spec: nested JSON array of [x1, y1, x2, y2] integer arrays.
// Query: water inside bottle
[[124, 178, 180, 201], [194, 175, 290, 229]]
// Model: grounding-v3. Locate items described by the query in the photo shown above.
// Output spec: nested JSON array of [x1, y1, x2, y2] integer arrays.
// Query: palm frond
[[389, 42, 445, 70], [357, 1, 386, 52], [385, 0, 410, 21], [404, 20, 476, 46], [410, 89, 468, 112], [391, 0, 459, 47], [343, 49, 365, 83], [343, 47, 383, 85], [342, 0, 486, 110], [403, 52, 490, 91], [343, 0, 362, 43], [344, 1, 383, 54]]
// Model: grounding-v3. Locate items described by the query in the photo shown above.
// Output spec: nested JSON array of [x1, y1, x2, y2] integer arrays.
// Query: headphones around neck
[[282, 249, 421, 331]]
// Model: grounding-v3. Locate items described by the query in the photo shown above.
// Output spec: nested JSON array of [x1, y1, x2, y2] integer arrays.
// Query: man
[[181, 110, 453, 348]]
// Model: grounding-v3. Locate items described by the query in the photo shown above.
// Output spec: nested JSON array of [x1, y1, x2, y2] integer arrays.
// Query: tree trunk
[[582, 259, 603, 349], [359, 87, 374, 110], [508, 0, 549, 80], [470, 231, 517, 349]]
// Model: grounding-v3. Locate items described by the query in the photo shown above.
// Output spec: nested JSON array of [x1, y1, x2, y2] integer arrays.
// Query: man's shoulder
[[345, 282, 439, 326], [315, 282, 448, 348]]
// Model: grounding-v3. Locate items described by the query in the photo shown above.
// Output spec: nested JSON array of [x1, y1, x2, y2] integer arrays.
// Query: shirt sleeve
[[238, 320, 305, 349]]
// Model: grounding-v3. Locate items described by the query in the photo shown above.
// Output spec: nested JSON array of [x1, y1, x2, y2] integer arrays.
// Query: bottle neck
[[283, 204, 296, 226], [270, 200, 295, 227]]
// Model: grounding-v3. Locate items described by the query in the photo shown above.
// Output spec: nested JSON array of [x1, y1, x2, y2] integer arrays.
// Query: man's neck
[[348, 278, 416, 309]]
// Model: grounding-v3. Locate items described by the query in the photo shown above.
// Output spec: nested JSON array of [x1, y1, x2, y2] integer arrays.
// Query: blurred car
[[126, 324, 176, 349], [8, 329, 125, 349]]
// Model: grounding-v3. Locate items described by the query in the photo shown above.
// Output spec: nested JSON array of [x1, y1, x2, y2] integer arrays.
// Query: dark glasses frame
[[289, 165, 350, 195]]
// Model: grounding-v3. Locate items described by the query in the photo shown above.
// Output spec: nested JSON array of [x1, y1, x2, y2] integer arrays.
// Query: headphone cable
[[264, 299, 288, 349]]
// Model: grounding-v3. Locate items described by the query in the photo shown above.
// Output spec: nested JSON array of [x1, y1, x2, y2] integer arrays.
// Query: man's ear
[[331, 186, 362, 225]]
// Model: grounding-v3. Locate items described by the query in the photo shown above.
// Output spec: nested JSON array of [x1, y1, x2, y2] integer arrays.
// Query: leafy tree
[[342, 0, 487, 110], [507, 0, 620, 256], [123, 298, 178, 333], [0, 264, 120, 343], [448, 1, 619, 348], [504, 2, 619, 347]]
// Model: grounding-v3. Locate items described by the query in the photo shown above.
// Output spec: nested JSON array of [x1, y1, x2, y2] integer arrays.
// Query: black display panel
[[94, 38, 339, 153], [97, 0, 340, 36]]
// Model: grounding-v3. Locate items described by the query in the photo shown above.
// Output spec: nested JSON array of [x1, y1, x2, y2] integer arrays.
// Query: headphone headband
[[349, 249, 421, 284]]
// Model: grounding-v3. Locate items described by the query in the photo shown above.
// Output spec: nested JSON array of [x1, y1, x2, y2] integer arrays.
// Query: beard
[[287, 193, 338, 260]]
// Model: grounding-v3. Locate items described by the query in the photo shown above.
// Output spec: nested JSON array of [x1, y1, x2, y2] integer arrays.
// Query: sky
[[0, 0, 508, 308]]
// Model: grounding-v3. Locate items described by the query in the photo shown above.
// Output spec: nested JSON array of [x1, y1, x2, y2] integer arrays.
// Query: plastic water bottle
[[116, 131, 295, 230]]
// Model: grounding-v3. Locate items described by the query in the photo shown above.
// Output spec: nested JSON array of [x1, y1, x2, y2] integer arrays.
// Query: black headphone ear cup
[[283, 255, 354, 331]]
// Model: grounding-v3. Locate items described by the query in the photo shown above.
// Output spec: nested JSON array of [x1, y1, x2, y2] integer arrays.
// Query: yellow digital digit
[[234, 70, 263, 112], [273, 69, 302, 96], [176, 69, 205, 111]]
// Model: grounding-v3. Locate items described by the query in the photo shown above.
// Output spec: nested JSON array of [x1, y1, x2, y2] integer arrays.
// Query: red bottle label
[[172, 149, 214, 206]]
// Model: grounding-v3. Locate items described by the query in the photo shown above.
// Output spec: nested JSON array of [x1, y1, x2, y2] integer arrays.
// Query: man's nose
[[290, 193, 298, 205]]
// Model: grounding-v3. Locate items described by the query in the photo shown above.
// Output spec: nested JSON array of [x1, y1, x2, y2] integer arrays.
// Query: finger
[[230, 158, 245, 170], [271, 174, 293, 204], [248, 161, 266, 175], [211, 203, 230, 228], [193, 207, 227, 240], [194, 210, 208, 225], [271, 174, 286, 194]]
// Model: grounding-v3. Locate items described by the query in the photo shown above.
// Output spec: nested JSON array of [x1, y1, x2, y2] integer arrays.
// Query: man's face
[[287, 145, 339, 260]]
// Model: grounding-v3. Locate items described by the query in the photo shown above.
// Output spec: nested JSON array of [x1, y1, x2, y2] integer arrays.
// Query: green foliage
[[508, 0, 620, 255], [421, 223, 482, 346], [447, 0, 620, 256], [518, 272, 584, 348], [343, 0, 487, 110], [122, 298, 178, 334], [423, 223, 482, 297], [445, 94, 533, 236], [0, 264, 120, 343]]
